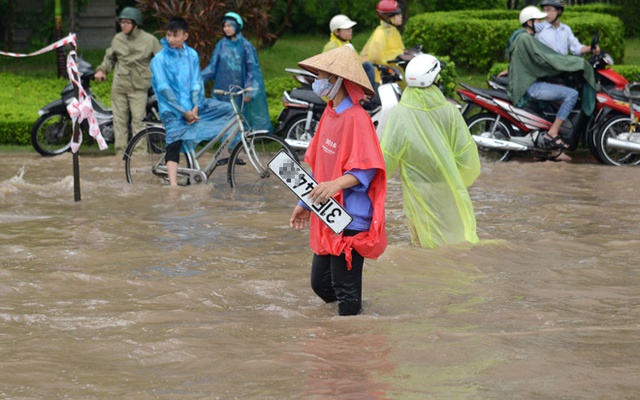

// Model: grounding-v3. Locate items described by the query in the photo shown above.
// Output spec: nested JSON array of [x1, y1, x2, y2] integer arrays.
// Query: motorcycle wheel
[[587, 126, 604, 164], [31, 111, 74, 156], [284, 115, 318, 146], [466, 113, 514, 162], [595, 114, 640, 166]]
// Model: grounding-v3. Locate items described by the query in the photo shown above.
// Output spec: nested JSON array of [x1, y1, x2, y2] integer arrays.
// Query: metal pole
[[70, 48, 81, 202]]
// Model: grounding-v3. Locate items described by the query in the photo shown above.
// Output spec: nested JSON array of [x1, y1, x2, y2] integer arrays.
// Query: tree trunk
[[69, 0, 76, 33], [7, 0, 14, 51], [273, 0, 294, 40], [55, 0, 67, 78]]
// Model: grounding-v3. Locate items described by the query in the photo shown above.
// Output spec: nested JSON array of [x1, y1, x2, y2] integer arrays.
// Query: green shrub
[[0, 70, 293, 144], [0, 73, 62, 145], [437, 55, 458, 99], [264, 76, 294, 128], [416, 0, 504, 12], [405, 10, 625, 71], [568, 3, 632, 38]]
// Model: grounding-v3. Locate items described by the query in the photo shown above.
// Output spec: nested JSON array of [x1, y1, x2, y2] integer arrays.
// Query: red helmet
[[376, 0, 402, 20]]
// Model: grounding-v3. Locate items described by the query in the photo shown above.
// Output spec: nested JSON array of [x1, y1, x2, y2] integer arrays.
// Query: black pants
[[165, 140, 182, 163], [310, 230, 364, 316]]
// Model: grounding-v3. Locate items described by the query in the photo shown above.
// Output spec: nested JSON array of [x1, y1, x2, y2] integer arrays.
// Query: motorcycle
[[275, 48, 420, 151], [593, 82, 640, 165], [457, 35, 632, 162], [31, 57, 158, 156], [275, 67, 326, 151]]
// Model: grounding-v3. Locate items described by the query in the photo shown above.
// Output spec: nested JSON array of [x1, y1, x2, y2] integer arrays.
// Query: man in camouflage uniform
[[94, 7, 161, 156]]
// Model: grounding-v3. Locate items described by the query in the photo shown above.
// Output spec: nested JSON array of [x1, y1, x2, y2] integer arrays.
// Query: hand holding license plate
[[268, 150, 353, 234]]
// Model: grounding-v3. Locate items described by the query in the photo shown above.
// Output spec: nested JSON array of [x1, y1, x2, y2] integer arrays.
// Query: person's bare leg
[[553, 151, 572, 162], [167, 161, 178, 186], [548, 118, 564, 139]]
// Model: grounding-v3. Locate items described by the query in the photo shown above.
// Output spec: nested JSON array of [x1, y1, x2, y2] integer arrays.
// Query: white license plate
[[268, 150, 353, 234]]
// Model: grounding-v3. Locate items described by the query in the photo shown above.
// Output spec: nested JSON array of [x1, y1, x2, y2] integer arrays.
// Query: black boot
[[338, 301, 362, 316]]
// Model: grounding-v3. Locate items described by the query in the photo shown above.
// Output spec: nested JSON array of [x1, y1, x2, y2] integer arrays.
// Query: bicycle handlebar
[[213, 87, 257, 96]]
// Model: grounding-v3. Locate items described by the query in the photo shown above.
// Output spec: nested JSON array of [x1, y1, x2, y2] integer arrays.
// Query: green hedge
[[1, 64, 462, 146], [268, 0, 506, 36], [404, 10, 625, 71], [0, 72, 292, 145], [0, 73, 113, 146], [567, 3, 632, 38]]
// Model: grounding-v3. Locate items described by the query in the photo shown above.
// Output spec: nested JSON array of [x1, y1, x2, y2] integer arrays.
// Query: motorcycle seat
[[490, 75, 509, 87], [460, 83, 511, 102], [290, 88, 327, 106]]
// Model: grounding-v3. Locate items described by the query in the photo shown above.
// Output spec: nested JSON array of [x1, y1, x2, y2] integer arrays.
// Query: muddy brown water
[[1, 151, 639, 399]]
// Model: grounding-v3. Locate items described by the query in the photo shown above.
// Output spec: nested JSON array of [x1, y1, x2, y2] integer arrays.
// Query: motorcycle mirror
[[591, 31, 600, 51]]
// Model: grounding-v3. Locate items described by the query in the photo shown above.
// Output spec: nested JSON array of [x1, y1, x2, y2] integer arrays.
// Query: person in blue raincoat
[[381, 54, 481, 248], [151, 16, 234, 186], [202, 12, 273, 136]]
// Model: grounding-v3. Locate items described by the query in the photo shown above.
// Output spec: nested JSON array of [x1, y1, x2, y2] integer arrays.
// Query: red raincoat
[[305, 81, 387, 269]]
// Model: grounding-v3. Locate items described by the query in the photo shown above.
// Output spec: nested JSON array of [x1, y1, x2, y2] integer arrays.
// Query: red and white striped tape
[[66, 51, 107, 153], [0, 33, 77, 58]]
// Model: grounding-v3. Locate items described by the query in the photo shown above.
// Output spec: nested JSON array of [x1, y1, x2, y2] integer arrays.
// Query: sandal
[[538, 131, 569, 149]]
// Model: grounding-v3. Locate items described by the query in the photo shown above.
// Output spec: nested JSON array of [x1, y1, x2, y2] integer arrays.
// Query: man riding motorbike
[[535, 0, 600, 57], [504, 6, 598, 159]]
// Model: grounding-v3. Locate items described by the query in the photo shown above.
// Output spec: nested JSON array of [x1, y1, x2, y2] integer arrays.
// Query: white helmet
[[519, 6, 547, 25], [405, 54, 441, 88], [329, 15, 357, 33]]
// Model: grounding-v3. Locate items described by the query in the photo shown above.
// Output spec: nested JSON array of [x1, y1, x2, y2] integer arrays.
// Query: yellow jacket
[[361, 21, 404, 81], [322, 33, 350, 53]]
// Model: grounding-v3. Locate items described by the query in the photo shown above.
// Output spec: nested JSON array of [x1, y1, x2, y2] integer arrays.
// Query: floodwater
[[1, 150, 639, 399]]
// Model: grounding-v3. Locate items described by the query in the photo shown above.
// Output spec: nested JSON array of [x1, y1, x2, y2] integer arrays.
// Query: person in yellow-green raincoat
[[380, 54, 481, 248], [361, 0, 405, 85]]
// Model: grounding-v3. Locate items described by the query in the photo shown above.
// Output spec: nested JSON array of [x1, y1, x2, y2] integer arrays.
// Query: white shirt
[[535, 21, 584, 56]]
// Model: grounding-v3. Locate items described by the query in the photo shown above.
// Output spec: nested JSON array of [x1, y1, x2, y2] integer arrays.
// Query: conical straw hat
[[298, 45, 375, 96]]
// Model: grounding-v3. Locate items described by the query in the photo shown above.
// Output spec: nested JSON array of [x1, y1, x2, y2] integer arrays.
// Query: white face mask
[[312, 76, 343, 100]]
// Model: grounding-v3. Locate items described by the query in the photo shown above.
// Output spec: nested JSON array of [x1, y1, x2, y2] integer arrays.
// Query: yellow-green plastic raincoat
[[322, 33, 350, 53], [380, 86, 481, 248], [360, 21, 404, 82]]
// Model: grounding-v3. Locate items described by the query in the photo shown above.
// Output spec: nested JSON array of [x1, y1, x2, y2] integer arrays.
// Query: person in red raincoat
[[290, 45, 387, 316]]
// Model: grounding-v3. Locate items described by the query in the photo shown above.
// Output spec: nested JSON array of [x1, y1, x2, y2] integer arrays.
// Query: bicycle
[[123, 86, 299, 190]]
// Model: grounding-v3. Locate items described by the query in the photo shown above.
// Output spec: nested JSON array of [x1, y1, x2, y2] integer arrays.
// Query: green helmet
[[119, 7, 143, 26], [222, 12, 244, 31], [540, 0, 564, 10]]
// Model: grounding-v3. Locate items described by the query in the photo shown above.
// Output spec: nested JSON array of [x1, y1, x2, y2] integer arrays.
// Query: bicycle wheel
[[124, 126, 191, 186], [31, 111, 74, 156], [227, 132, 300, 191]]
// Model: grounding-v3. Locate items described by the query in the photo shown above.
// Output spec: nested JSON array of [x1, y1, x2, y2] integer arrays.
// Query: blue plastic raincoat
[[380, 86, 481, 248], [202, 32, 273, 134], [151, 38, 235, 150]]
